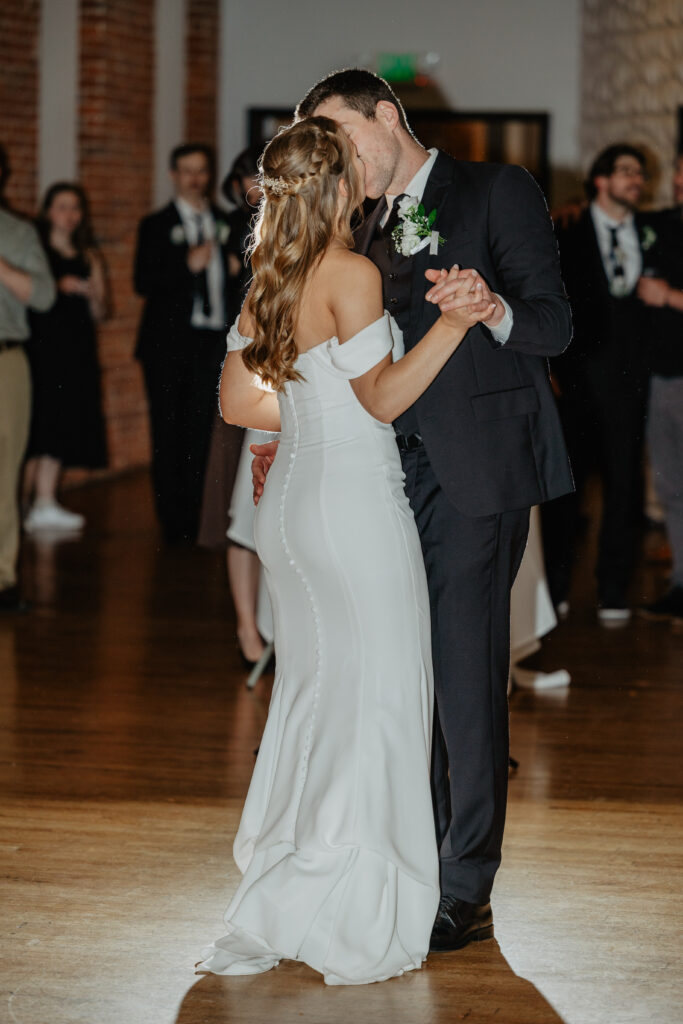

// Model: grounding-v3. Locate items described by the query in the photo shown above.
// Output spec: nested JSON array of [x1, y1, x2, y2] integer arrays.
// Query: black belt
[[0, 340, 23, 354], [395, 432, 423, 453]]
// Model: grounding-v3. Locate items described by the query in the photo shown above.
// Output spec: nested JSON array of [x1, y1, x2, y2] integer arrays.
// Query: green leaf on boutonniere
[[428, 208, 437, 227], [417, 203, 425, 218]]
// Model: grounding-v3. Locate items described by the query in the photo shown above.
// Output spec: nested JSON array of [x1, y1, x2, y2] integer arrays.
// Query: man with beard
[[544, 144, 651, 624]]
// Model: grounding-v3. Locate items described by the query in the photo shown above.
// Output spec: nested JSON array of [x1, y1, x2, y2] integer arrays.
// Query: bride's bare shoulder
[[323, 248, 382, 302]]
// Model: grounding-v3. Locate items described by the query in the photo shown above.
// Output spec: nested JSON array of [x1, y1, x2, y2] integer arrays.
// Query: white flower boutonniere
[[170, 224, 186, 245], [392, 196, 446, 257], [216, 221, 231, 245], [640, 225, 657, 251]]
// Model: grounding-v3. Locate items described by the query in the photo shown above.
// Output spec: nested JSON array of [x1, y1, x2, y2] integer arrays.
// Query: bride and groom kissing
[[200, 68, 573, 985]]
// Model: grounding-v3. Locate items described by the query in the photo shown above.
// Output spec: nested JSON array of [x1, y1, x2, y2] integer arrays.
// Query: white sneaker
[[24, 502, 85, 533], [597, 605, 631, 627], [512, 667, 571, 690]]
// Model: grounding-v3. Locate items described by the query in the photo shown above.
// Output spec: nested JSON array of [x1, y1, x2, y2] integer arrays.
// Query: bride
[[199, 116, 496, 986]]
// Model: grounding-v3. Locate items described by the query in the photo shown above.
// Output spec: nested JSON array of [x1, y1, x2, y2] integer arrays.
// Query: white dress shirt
[[590, 201, 642, 296], [175, 196, 226, 330], [385, 148, 513, 344]]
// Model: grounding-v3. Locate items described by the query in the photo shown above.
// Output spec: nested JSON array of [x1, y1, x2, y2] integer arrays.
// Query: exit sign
[[376, 53, 419, 83]]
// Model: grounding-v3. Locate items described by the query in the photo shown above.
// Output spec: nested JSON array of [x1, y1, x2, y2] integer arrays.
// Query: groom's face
[[313, 96, 400, 199]]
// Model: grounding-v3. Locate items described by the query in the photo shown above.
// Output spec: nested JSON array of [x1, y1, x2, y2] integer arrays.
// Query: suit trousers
[[401, 443, 529, 904], [142, 329, 224, 542], [543, 358, 647, 606], [0, 347, 31, 588]]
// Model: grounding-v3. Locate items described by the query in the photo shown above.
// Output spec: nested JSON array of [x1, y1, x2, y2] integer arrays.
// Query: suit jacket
[[134, 201, 232, 362], [355, 152, 573, 517], [638, 206, 683, 377], [552, 206, 651, 388]]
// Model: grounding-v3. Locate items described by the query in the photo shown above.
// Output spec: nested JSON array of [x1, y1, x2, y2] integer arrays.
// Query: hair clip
[[262, 175, 288, 196]]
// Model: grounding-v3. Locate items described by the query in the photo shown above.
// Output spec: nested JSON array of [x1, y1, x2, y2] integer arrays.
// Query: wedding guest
[[0, 144, 55, 611], [637, 153, 683, 624], [221, 146, 262, 302], [197, 147, 264, 557], [544, 144, 652, 625], [23, 183, 108, 532], [510, 507, 570, 691], [134, 144, 233, 544], [222, 149, 271, 662]]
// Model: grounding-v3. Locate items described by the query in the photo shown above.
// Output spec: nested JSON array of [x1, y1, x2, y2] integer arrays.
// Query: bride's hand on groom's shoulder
[[425, 266, 497, 331], [251, 440, 279, 505]]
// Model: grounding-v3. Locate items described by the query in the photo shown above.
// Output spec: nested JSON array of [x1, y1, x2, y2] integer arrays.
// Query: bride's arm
[[219, 301, 281, 432], [219, 351, 281, 431], [333, 259, 495, 424]]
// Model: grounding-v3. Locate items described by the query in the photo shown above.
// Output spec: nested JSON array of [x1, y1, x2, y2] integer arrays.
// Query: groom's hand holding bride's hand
[[251, 440, 279, 505], [425, 266, 506, 329]]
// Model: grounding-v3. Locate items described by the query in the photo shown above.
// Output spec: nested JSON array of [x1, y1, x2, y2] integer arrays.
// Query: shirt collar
[[591, 200, 635, 232], [386, 148, 438, 208], [175, 196, 209, 221]]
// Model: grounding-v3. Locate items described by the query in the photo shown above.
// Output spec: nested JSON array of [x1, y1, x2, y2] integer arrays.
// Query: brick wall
[[79, 0, 155, 471], [581, 0, 683, 205], [0, 0, 40, 216], [185, 0, 219, 149]]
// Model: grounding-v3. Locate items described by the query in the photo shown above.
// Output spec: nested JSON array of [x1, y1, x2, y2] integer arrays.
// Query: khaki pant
[[0, 346, 31, 588]]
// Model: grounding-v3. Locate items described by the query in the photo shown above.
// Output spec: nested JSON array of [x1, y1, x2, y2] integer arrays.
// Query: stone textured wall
[[581, 0, 683, 205]]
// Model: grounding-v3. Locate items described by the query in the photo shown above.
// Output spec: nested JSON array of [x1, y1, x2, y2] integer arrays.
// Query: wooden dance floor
[[1, 470, 681, 1024]]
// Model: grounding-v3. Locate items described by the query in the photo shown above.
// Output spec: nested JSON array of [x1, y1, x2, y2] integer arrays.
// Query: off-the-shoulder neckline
[[232, 312, 389, 358]]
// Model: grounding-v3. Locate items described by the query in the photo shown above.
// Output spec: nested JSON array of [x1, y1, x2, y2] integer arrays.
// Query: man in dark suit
[[134, 143, 233, 543], [637, 153, 683, 624], [544, 145, 651, 624], [254, 69, 573, 950]]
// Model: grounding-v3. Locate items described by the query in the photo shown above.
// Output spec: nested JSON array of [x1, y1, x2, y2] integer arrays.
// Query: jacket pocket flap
[[471, 385, 540, 422]]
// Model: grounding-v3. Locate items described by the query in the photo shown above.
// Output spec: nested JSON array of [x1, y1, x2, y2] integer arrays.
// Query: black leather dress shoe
[[429, 896, 494, 952]]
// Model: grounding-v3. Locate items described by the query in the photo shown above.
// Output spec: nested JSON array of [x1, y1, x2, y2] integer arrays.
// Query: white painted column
[[38, 0, 79, 198], [154, 0, 186, 207]]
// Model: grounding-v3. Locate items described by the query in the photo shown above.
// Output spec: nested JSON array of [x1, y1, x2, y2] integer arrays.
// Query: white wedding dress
[[200, 313, 439, 985]]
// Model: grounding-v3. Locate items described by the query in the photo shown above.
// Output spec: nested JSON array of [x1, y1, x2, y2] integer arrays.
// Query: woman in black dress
[[23, 183, 108, 532]]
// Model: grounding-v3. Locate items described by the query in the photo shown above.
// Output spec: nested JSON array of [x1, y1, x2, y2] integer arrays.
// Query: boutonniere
[[170, 224, 186, 245], [392, 196, 446, 257], [215, 221, 231, 245], [640, 225, 657, 251]]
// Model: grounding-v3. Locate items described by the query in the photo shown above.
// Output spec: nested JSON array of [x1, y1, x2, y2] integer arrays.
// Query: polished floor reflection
[[1, 470, 681, 1024]]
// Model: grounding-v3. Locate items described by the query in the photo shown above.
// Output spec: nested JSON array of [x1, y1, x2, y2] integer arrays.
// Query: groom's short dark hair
[[296, 68, 409, 132]]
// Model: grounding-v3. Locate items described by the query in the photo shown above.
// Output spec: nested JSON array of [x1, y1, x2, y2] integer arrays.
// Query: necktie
[[194, 214, 212, 318], [608, 225, 627, 297], [383, 193, 407, 242]]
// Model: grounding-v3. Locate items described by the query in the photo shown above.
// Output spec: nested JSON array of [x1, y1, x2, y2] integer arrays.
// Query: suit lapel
[[408, 152, 462, 341], [581, 209, 611, 295]]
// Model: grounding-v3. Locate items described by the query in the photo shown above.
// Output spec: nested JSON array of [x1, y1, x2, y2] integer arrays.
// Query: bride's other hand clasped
[[426, 265, 506, 328]]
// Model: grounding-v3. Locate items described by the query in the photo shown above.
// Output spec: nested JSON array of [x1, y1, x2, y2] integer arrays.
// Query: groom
[[254, 69, 573, 950]]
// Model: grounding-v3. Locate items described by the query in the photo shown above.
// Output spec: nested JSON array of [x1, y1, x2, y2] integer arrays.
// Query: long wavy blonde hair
[[243, 116, 364, 390]]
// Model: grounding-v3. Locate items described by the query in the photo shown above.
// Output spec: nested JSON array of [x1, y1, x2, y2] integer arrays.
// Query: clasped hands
[[250, 265, 503, 505], [425, 264, 506, 328]]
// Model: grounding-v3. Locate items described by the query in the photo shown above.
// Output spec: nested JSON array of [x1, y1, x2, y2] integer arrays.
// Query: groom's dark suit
[[356, 152, 573, 903]]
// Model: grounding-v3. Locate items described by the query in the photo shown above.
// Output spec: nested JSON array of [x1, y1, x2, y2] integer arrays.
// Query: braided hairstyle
[[243, 116, 364, 390]]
